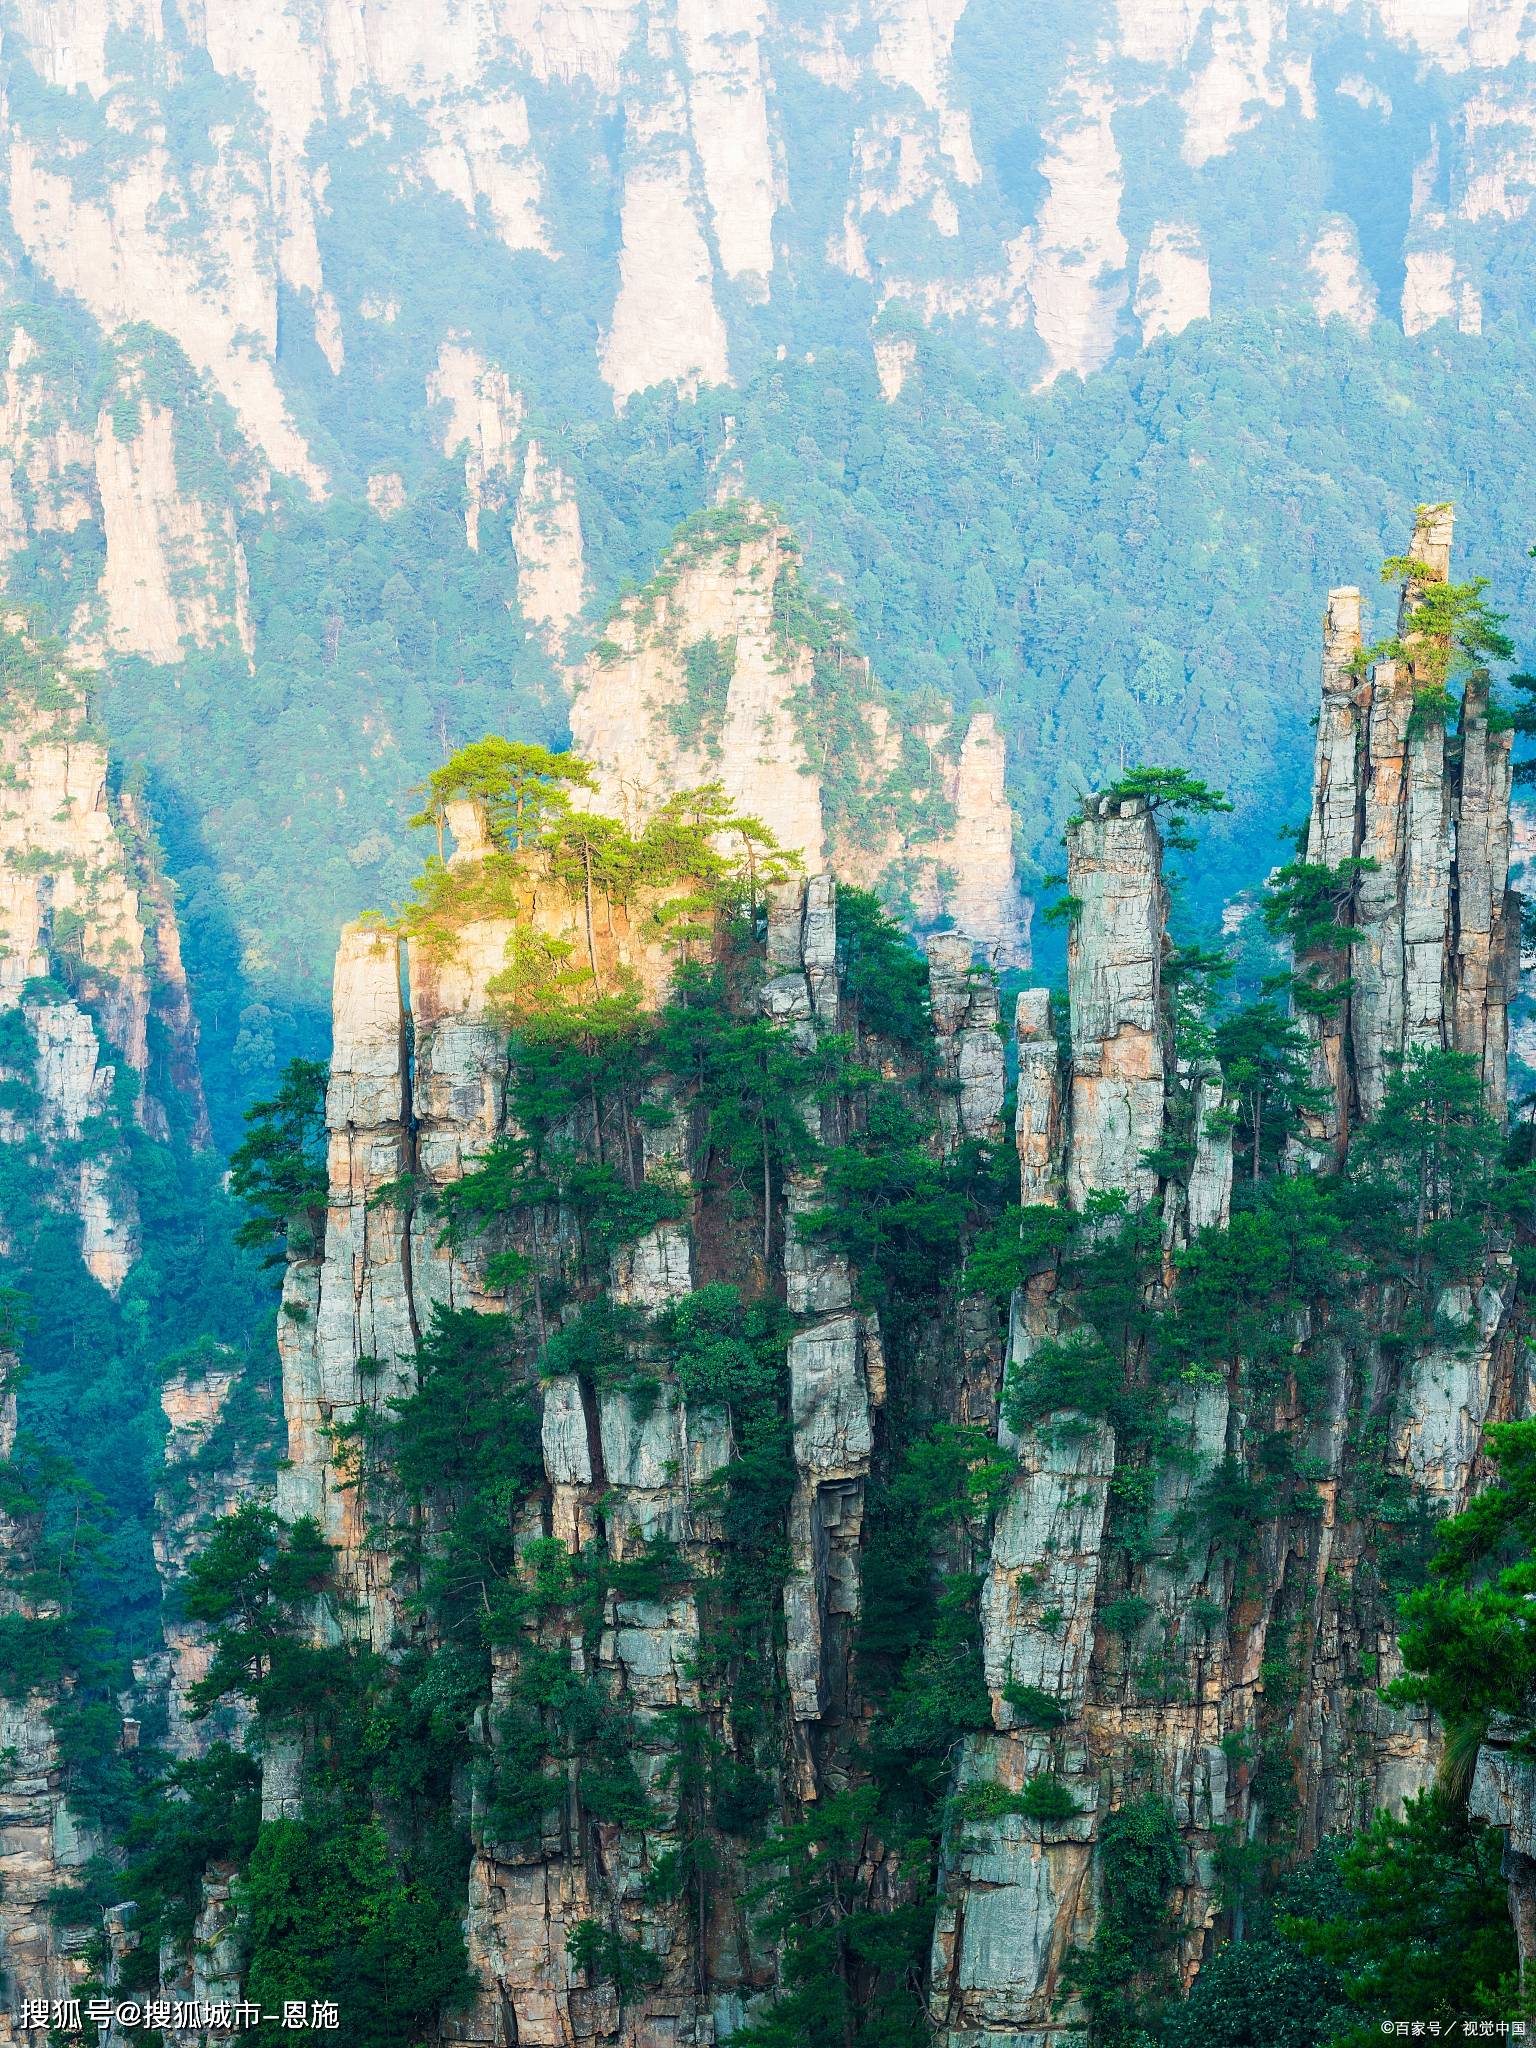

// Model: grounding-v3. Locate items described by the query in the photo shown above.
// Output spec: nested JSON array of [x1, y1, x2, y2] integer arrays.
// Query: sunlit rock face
[[1, 0, 1532, 463], [568, 502, 1029, 964]]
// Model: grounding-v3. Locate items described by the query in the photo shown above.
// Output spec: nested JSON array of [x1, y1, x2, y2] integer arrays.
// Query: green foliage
[[1094, 767, 1233, 850], [486, 1644, 652, 1849], [1063, 1795, 1183, 2043], [733, 1787, 933, 2048], [0, 1436, 147, 1828], [1161, 1173, 1352, 1396], [540, 1294, 651, 1391], [1345, 1046, 1529, 1288], [656, 963, 825, 1234], [953, 1775, 1082, 1828], [1263, 857, 1376, 959], [114, 1745, 262, 1983], [228, 1058, 330, 1260], [860, 1425, 1010, 1700], [1388, 1419, 1536, 1740], [182, 1503, 348, 1722], [965, 1202, 1070, 1301], [670, 633, 738, 754], [410, 737, 596, 850], [1001, 1681, 1068, 1727], [345, 1305, 544, 1646], [1213, 1001, 1325, 1178], [1357, 542, 1515, 709], [1156, 1852, 1353, 2047], [1282, 1790, 1517, 2041], [836, 886, 932, 1048], [567, 1919, 665, 1999], [0, 619, 86, 727], [242, 1812, 473, 2047], [812, 1088, 1010, 1312], [1001, 1200, 1162, 1432]]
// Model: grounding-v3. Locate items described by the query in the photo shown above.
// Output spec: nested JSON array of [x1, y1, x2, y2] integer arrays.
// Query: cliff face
[[151, 1351, 279, 1760], [0, 629, 223, 2033], [79, 505, 1524, 2040], [429, 342, 588, 651], [0, 630, 212, 1285], [0, 317, 255, 665], [930, 515, 1527, 2041], [268, 850, 894, 2041], [0, 1353, 103, 2048], [2, 0, 1530, 430], [569, 504, 1030, 964], [1296, 507, 1518, 1163]]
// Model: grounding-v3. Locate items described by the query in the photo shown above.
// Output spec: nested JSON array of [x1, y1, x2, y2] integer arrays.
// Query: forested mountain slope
[[4, 1, 1536, 1128], [5, 4, 1536, 2036], [4, 511, 1535, 2045]]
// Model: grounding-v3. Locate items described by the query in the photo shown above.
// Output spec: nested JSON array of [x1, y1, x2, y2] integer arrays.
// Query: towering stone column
[[279, 924, 414, 1647], [1350, 649, 1413, 1119], [1453, 675, 1518, 1106], [1065, 793, 1168, 1209], [1296, 586, 1365, 1162], [1014, 989, 1063, 1207], [928, 932, 1007, 1152], [765, 878, 884, 1736], [1298, 507, 1516, 1127]]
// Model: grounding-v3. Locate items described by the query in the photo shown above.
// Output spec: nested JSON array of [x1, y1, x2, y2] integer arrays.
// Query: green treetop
[[410, 738, 596, 853]]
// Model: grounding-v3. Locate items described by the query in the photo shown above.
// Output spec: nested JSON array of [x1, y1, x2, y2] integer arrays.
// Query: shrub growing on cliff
[[1345, 1046, 1530, 1288], [733, 1786, 934, 2047], [242, 1812, 473, 2047], [346, 1304, 544, 1647], [836, 885, 932, 1048], [1062, 1795, 1183, 2043], [1282, 1790, 1517, 2040], [1387, 1418, 1536, 1740], [183, 1502, 349, 1722], [1091, 766, 1233, 850], [228, 1057, 329, 1260], [410, 737, 595, 852], [1155, 1850, 1352, 2048], [113, 1744, 262, 1989]]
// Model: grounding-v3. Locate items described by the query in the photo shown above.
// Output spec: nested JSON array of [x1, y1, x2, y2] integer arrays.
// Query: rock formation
[[0, 629, 222, 2033], [0, 318, 255, 663], [0, 1351, 103, 2048], [569, 503, 1030, 965], [87, 507, 1515, 2031], [0, 0, 1526, 465], [151, 1349, 279, 1759], [1294, 506, 1519, 1162], [260, 823, 913, 2042], [929, 515, 1529, 2039], [0, 631, 213, 1283]]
